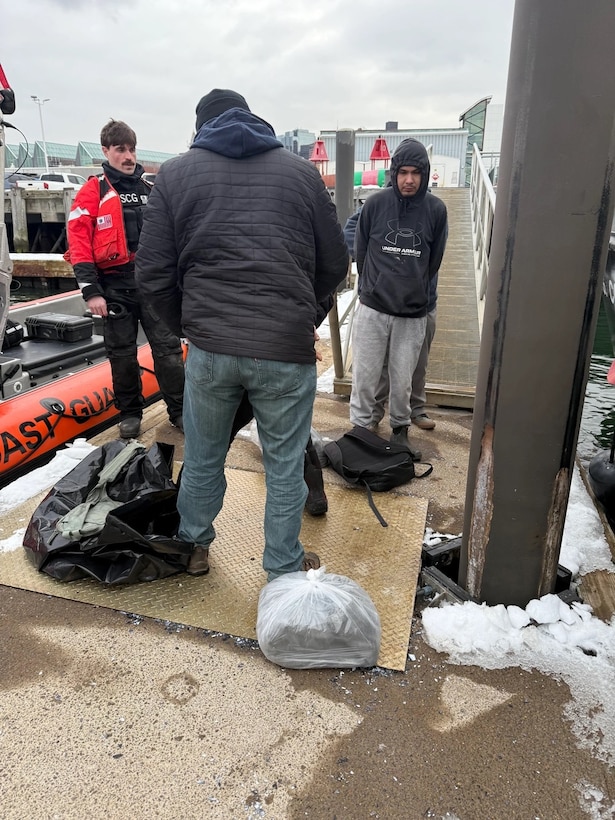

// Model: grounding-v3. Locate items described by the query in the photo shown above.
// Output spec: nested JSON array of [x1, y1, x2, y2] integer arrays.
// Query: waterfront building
[[482, 103, 504, 185], [459, 96, 506, 186], [5, 140, 177, 173], [5, 144, 20, 166], [75, 141, 176, 172], [276, 128, 316, 159]]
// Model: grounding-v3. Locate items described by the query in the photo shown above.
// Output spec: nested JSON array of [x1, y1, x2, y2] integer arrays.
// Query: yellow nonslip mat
[[0, 468, 427, 671]]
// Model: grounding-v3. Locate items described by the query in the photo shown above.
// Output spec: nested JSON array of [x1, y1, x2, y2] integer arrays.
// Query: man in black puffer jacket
[[136, 89, 349, 580]]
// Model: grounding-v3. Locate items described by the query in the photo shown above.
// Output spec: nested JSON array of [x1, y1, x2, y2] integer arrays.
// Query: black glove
[[0, 88, 15, 115]]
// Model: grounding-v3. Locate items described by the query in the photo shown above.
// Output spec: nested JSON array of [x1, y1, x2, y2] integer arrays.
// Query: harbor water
[[578, 302, 615, 464]]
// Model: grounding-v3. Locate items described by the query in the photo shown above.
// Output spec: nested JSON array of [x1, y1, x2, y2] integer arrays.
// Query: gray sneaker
[[390, 426, 422, 462], [413, 414, 436, 430], [119, 417, 141, 439]]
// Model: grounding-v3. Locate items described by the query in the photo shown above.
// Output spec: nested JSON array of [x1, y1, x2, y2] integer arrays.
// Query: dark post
[[460, 0, 615, 605], [335, 129, 355, 232], [0, 108, 14, 341], [328, 129, 355, 375]]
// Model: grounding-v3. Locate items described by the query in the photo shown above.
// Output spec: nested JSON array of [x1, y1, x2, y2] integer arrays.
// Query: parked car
[[4, 172, 39, 190], [4, 172, 71, 191], [39, 172, 87, 190], [142, 172, 157, 184]]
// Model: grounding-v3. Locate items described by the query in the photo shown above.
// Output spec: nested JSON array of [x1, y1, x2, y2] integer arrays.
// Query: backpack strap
[[323, 440, 389, 527], [362, 460, 432, 524], [360, 480, 388, 527], [414, 463, 434, 478]]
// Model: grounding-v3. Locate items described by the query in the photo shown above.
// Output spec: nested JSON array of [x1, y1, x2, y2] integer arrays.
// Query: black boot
[[304, 439, 328, 516], [390, 426, 422, 462]]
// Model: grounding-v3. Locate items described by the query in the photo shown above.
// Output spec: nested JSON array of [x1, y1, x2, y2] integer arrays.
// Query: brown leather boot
[[301, 551, 321, 571], [186, 545, 210, 576]]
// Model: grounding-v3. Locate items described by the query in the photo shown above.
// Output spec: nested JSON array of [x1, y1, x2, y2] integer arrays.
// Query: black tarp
[[23, 440, 192, 584]]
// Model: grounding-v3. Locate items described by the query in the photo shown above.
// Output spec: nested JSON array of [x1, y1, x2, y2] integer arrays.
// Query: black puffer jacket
[[135, 109, 349, 364]]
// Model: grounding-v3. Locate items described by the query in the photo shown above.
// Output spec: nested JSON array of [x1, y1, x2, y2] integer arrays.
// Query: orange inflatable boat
[[0, 289, 163, 486]]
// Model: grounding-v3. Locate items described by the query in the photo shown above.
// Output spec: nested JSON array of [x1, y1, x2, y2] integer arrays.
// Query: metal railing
[[328, 271, 358, 394], [469, 142, 497, 307]]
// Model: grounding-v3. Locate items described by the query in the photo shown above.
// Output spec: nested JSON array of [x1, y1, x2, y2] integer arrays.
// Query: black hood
[[192, 108, 282, 159], [390, 138, 430, 205]]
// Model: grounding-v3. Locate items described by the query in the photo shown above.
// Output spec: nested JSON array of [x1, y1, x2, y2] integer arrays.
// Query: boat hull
[[0, 289, 169, 486], [0, 344, 161, 486]]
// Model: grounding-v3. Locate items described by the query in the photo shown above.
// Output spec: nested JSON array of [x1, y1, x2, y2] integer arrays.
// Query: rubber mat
[[0, 468, 427, 670]]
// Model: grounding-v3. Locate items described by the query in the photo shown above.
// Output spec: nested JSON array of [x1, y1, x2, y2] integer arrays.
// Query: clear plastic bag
[[256, 566, 381, 669]]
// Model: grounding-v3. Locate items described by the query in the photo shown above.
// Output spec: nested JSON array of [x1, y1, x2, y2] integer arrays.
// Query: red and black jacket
[[66, 164, 150, 301]]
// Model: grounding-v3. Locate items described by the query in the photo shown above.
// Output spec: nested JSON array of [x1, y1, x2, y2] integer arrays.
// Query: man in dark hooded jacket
[[350, 138, 448, 459], [135, 89, 349, 580]]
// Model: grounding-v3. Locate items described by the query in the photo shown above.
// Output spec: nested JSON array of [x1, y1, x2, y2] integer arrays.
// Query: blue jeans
[[177, 345, 316, 580]]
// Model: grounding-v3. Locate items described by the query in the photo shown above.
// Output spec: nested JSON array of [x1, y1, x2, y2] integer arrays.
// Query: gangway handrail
[[470, 142, 496, 310], [329, 270, 359, 390]]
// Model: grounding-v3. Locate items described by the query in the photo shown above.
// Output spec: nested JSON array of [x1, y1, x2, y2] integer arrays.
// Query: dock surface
[[2, 334, 615, 818]]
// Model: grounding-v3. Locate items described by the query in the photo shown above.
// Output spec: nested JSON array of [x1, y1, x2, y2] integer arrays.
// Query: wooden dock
[[426, 188, 480, 409], [4, 188, 76, 254]]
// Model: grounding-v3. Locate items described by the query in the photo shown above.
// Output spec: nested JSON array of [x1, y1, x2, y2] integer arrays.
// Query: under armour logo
[[385, 220, 423, 247]]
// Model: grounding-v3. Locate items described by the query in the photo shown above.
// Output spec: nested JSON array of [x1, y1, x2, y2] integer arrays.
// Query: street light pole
[[30, 95, 50, 173]]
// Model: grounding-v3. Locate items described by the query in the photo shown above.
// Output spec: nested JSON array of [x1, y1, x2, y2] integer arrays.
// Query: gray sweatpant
[[411, 307, 437, 418], [350, 302, 426, 429]]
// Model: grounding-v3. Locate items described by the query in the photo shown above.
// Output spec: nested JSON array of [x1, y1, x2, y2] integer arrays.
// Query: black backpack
[[324, 426, 432, 527]]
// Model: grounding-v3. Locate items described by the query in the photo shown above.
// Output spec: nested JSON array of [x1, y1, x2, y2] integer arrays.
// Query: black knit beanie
[[195, 89, 250, 130]]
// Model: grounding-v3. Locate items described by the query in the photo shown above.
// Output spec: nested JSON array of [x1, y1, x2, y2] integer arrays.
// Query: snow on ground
[[422, 466, 615, 781], [0, 438, 96, 553], [0, 437, 95, 518]]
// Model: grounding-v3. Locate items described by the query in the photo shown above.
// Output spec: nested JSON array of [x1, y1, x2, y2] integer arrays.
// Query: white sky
[[2, 0, 515, 156]]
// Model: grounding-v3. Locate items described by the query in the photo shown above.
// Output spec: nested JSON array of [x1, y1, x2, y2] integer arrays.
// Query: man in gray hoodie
[[350, 138, 448, 459], [136, 89, 348, 580]]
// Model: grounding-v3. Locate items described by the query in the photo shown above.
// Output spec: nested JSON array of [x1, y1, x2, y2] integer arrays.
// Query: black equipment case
[[25, 312, 94, 342]]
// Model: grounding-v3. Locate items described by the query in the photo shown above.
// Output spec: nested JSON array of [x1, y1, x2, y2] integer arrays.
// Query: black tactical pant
[[102, 287, 184, 422]]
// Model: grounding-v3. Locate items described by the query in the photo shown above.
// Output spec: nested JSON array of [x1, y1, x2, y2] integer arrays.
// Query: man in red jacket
[[66, 119, 184, 439]]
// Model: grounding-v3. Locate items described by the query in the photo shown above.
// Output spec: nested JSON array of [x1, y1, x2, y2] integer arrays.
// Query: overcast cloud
[[3, 0, 515, 156]]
